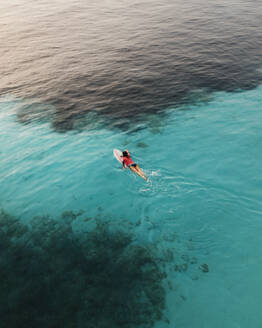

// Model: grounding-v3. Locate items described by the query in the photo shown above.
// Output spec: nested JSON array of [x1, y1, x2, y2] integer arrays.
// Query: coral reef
[[0, 210, 166, 328]]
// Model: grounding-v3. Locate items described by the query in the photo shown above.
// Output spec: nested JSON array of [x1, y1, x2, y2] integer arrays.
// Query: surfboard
[[113, 149, 125, 169]]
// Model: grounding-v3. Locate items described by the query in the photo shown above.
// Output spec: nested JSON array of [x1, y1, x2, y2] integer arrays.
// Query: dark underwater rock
[[174, 263, 188, 272], [199, 263, 209, 273], [0, 209, 167, 328], [136, 141, 148, 148]]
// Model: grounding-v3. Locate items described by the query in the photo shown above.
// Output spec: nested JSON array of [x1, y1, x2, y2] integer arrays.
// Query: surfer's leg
[[132, 164, 147, 180], [129, 165, 137, 174], [137, 167, 147, 179]]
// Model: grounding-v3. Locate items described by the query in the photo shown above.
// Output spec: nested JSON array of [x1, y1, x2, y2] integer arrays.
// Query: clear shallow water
[[1, 86, 262, 327]]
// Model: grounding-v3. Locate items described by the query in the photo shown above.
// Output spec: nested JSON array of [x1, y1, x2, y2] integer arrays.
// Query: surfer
[[121, 150, 147, 180]]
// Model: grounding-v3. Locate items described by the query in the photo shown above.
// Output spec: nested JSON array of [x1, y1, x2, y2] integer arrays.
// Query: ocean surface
[[1, 0, 262, 327]]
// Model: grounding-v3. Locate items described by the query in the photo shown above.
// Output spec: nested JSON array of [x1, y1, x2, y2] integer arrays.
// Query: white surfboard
[[113, 149, 126, 169]]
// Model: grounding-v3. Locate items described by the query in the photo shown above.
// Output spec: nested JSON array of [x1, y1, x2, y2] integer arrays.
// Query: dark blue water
[[1, 0, 262, 130], [1, 1, 262, 327]]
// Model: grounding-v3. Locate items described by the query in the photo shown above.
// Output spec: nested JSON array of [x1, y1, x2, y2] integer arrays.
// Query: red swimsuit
[[122, 156, 134, 167]]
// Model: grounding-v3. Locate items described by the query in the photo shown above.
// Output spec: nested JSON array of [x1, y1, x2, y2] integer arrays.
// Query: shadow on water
[[0, 209, 168, 328]]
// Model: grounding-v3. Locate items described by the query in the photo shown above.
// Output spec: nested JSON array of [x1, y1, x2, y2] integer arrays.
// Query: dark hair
[[122, 151, 129, 157]]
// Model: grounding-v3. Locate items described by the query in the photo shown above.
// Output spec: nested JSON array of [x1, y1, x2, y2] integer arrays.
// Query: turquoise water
[[1, 86, 262, 327]]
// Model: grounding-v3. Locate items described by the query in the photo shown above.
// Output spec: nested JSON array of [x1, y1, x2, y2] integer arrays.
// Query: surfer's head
[[123, 150, 130, 157]]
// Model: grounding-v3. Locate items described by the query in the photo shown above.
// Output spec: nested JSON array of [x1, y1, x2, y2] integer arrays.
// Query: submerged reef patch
[[136, 141, 148, 149], [0, 209, 167, 328]]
